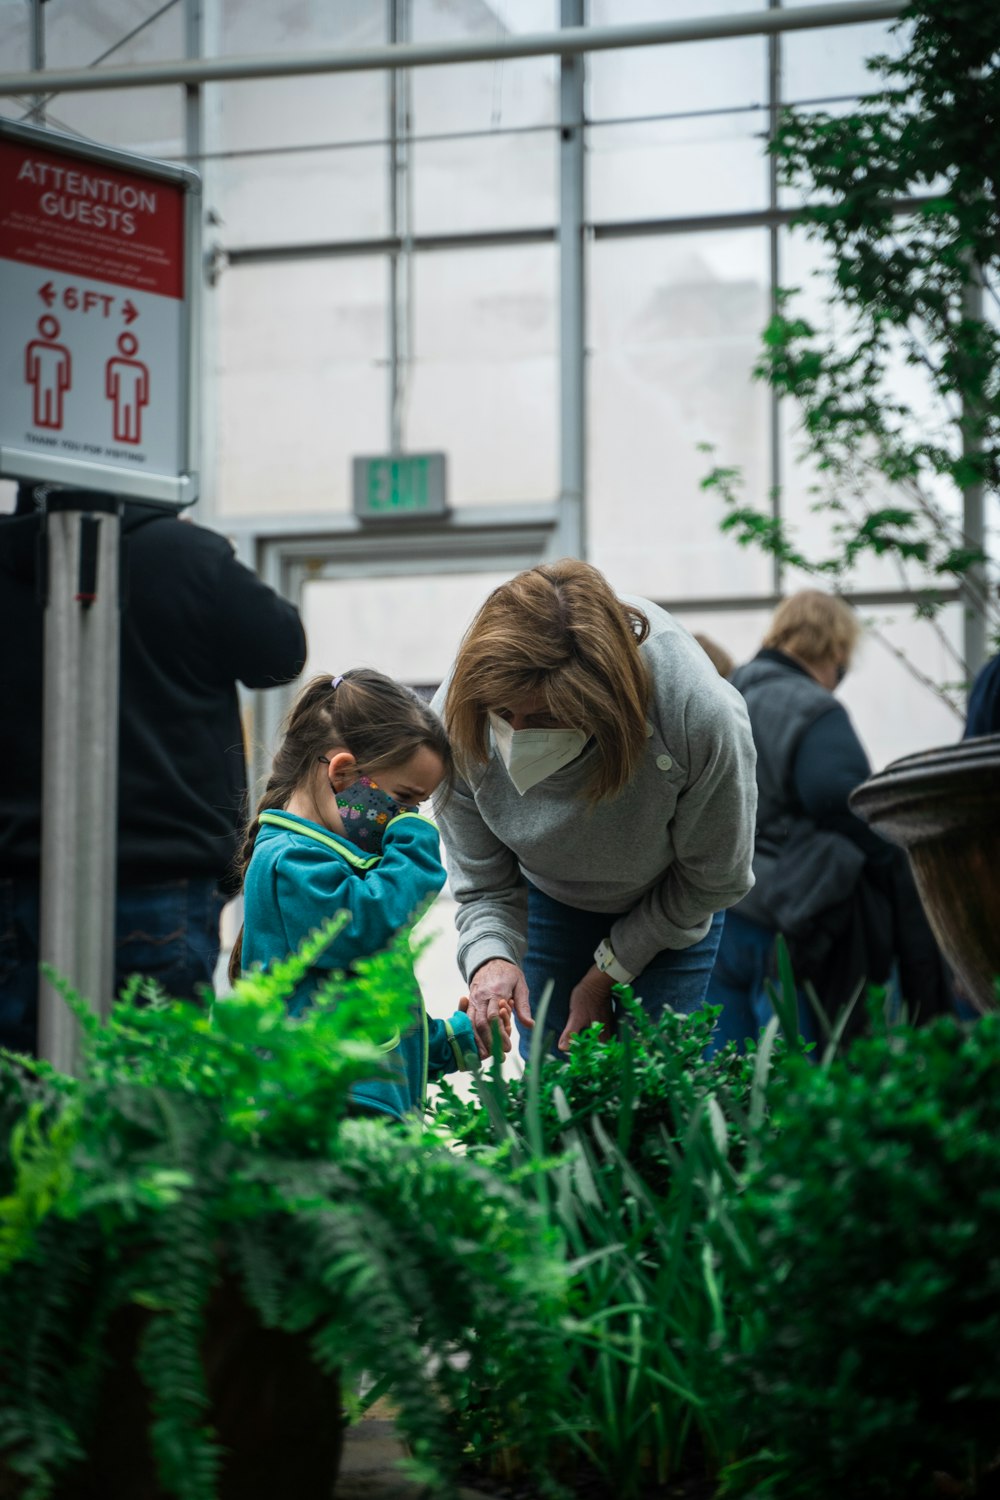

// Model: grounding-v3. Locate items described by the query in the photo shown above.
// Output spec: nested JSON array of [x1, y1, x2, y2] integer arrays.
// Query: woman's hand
[[468, 958, 532, 1059], [557, 965, 615, 1053]]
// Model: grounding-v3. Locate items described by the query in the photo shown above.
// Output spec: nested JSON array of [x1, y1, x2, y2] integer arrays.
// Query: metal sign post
[[0, 120, 199, 1069], [37, 491, 121, 1072]]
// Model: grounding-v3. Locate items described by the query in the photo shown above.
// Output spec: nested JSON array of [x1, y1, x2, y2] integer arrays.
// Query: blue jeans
[[706, 908, 819, 1055], [0, 875, 226, 1056], [519, 882, 725, 1060]]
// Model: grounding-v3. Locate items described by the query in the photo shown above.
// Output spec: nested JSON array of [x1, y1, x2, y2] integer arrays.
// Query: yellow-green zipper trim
[[258, 811, 380, 869]]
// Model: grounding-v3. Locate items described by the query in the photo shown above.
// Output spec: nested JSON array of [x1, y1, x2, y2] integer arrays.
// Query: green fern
[[0, 920, 569, 1498]]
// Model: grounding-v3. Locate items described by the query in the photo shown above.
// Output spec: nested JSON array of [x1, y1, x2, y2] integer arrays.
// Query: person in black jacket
[[0, 483, 306, 1054], [707, 589, 951, 1052]]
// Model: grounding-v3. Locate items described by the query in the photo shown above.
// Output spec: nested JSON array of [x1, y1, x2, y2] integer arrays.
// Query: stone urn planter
[[849, 735, 1000, 1013]]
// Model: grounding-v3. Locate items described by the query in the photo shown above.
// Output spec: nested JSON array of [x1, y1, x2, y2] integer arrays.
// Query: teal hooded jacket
[[242, 809, 477, 1119]]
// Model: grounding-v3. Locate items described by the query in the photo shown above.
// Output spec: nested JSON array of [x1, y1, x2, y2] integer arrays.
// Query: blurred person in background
[[693, 632, 734, 679], [432, 559, 758, 1060], [708, 589, 951, 1051], [0, 482, 306, 1055]]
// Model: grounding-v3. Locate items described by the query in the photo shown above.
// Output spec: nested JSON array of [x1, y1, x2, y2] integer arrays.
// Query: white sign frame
[[0, 118, 200, 507]]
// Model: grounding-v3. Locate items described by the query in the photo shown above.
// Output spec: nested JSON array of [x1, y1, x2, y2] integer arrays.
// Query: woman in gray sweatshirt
[[432, 559, 758, 1060]]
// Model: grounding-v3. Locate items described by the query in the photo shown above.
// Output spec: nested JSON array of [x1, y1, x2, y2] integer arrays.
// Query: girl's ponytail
[[227, 767, 294, 983]]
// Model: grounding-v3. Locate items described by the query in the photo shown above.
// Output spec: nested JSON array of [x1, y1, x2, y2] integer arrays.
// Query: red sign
[[0, 139, 184, 300]]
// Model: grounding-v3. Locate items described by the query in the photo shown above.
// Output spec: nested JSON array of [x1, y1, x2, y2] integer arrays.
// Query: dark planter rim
[[850, 733, 1000, 833]]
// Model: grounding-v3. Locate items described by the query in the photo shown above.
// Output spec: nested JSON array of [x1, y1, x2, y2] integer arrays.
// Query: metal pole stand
[[38, 490, 122, 1073]]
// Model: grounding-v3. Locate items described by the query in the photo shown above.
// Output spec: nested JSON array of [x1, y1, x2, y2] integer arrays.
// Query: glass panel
[[781, 20, 905, 103], [212, 6, 387, 246], [406, 245, 558, 505], [588, 231, 773, 601], [220, 0, 386, 61], [588, 0, 765, 122], [412, 58, 558, 134], [589, 112, 767, 222], [669, 606, 773, 681], [411, 0, 557, 45], [40, 0, 184, 157], [215, 258, 386, 517], [301, 570, 514, 690], [778, 225, 963, 594], [216, 146, 389, 247], [0, 4, 30, 123], [413, 132, 555, 234], [216, 72, 387, 157], [839, 604, 965, 767], [411, 1, 557, 132]]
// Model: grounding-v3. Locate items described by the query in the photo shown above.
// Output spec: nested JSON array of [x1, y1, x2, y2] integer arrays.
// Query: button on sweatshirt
[[432, 598, 758, 981]]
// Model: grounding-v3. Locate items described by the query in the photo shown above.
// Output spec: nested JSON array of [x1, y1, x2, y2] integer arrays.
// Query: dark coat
[[0, 495, 306, 891], [731, 650, 951, 1031]]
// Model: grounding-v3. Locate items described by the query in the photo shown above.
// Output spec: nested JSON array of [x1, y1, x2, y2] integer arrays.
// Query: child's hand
[[459, 993, 512, 1053]]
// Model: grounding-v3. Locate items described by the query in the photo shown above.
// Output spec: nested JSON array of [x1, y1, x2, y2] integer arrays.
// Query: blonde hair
[[693, 632, 734, 679], [444, 559, 651, 803], [762, 590, 861, 668]]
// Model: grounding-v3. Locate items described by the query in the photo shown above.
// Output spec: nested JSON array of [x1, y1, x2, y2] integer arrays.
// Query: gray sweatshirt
[[431, 598, 758, 982]]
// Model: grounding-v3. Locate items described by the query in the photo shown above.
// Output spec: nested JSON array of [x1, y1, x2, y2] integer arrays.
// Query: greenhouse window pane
[[667, 606, 774, 680], [835, 604, 964, 767], [412, 0, 557, 47], [588, 112, 768, 223], [216, 72, 387, 156], [777, 225, 963, 595], [0, 4, 29, 117], [215, 258, 386, 517], [587, 0, 765, 123], [39, 0, 184, 156], [406, 245, 558, 506], [413, 132, 556, 234], [301, 572, 515, 690], [412, 58, 558, 134], [588, 231, 773, 602], [215, 146, 389, 248], [781, 20, 906, 106], [220, 0, 386, 57], [411, 0, 557, 132]]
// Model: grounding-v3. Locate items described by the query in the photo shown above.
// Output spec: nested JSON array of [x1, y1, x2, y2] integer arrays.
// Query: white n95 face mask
[[488, 711, 588, 796]]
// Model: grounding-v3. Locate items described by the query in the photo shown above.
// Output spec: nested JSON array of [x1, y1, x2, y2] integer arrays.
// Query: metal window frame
[[10, 0, 979, 773]]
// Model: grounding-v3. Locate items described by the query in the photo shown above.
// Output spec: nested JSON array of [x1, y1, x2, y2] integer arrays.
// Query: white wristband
[[594, 938, 635, 986]]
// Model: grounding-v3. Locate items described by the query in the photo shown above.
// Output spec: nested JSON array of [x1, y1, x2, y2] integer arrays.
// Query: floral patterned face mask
[[334, 775, 415, 855]]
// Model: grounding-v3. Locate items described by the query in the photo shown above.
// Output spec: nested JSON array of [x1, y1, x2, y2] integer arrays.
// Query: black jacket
[[731, 649, 950, 1028], [0, 498, 306, 891]]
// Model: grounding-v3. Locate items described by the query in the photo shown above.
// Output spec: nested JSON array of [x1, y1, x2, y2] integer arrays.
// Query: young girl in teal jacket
[[229, 669, 484, 1120]]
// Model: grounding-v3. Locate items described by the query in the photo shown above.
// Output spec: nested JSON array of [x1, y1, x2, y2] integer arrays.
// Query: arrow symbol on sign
[[121, 299, 139, 325], [38, 281, 56, 307]]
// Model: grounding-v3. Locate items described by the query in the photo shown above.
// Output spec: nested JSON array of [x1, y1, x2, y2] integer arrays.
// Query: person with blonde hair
[[708, 589, 949, 1048], [432, 559, 758, 1058]]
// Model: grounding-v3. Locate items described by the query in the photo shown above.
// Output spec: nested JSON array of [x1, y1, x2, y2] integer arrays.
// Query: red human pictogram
[[25, 315, 72, 430], [105, 331, 149, 445]]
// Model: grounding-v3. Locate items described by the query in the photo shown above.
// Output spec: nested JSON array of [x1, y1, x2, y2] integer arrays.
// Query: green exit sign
[[352, 453, 448, 521]]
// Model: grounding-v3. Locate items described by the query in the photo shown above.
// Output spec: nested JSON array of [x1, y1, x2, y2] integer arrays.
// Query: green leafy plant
[[702, 0, 1000, 710], [719, 1012, 1000, 1500], [0, 921, 569, 1500], [436, 996, 803, 1498]]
